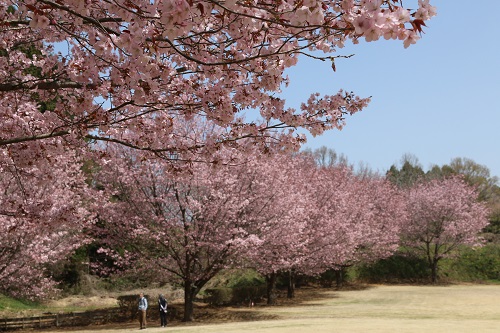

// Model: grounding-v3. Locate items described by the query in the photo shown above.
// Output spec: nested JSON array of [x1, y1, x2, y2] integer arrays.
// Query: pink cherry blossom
[[1, 0, 436, 162], [0, 0, 437, 300], [93, 133, 306, 319], [0, 142, 96, 299], [402, 176, 490, 283]]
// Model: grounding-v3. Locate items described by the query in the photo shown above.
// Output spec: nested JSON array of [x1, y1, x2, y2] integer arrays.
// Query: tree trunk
[[426, 242, 439, 284], [183, 280, 197, 322], [335, 268, 344, 289], [430, 260, 439, 284], [287, 270, 295, 299], [266, 272, 277, 305]]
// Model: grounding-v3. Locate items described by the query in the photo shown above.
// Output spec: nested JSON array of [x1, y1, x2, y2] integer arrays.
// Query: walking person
[[158, 294, 168, 327], [138, 293, 148, 329]]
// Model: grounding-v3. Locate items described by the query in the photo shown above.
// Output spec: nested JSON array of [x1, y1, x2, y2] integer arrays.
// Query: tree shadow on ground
[[23, 284, 375, 332]]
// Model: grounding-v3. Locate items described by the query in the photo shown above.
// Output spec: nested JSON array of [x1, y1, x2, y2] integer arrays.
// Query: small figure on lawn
[[138, 293, 148, 329], [159, 294, 168, 327]]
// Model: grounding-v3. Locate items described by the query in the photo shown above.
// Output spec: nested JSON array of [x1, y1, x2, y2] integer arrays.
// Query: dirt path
[[36, 284, 500, 333]]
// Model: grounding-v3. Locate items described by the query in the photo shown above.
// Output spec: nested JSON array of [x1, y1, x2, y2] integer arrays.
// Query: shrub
[[355, 254, 429, 283], [205, 286, 266, 306], [446, 244, 500, 282], [117, 294, 147, 319], [204, 288, 233, 306], [201, 269, 266, 305]]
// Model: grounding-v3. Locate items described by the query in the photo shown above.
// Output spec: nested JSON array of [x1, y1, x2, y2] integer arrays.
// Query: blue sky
[[282, 1, 500, 179]]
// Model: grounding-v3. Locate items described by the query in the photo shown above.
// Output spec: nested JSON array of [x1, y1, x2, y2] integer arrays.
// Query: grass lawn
[[17, 284, 500, 333]]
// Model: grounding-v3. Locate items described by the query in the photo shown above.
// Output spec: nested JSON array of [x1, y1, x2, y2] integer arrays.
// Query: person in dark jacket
[[158, 294, 168, 327]]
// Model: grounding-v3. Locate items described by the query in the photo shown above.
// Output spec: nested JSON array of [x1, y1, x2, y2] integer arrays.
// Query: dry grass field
[[36, 284, 500, 333]]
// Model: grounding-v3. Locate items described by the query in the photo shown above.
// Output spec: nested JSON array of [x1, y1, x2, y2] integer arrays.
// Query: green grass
[[0, 293, 119, 318], [0, 294, 39, 312]]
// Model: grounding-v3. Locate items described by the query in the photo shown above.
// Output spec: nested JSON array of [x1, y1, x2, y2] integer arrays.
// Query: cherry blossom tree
[[1, 0, 436, 161], [94, 143, 314, 320], [0, 0, 438, 303], [347, 174, 408, 263], [402, 176, 490, 283], [305, 163, 406, 286], [0, 141, 95, 299], [240, 152, 318, 303], [246, 156, 406, 298]]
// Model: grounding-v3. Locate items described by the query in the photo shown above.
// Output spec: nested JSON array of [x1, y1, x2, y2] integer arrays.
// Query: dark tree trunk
[[335, 268, 344, 289], [426, 242, 440, 284], [287, 270, 295, 299], [430, 260, 439, 284], [183, 280, 198, 322], [266, 272, 277, 305]]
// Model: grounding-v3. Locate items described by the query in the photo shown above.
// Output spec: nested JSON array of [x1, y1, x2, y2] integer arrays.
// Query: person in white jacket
[[138, 293, 148, 329]]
